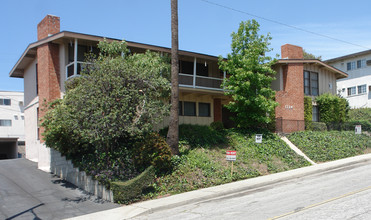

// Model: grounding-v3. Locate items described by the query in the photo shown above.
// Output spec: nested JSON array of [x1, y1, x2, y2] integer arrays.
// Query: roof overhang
[[274, 59, 348, 79], [10, 31, 221, 78]]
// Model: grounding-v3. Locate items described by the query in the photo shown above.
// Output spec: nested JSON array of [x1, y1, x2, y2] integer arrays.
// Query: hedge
[[111, 166, 156, 203]]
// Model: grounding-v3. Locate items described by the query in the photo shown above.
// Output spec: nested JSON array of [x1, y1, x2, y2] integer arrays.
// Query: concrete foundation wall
[[50, 148, 114, 202]]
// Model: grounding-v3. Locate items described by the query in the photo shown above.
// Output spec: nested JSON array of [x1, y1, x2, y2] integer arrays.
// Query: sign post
[[255, 134, 262, 143], [355, 125, 362, 134], [226, 150, 236, 177]]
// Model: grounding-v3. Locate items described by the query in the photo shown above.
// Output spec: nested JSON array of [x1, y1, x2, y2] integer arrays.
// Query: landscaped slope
[[288, 131, 371, 163]]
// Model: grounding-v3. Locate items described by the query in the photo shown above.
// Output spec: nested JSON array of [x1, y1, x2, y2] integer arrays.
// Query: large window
[[358, 84, 367, 94], [184, 101, 196, 116], [0, 120, 12, 126], [347, 86, 356, 96], [196, 62, 208, 77], [312, 106, 319, 122], [198, 103, 211, 117], [347, 59, 365, 71], [304, 71, 319, 96], [0, 99, 11, 106]]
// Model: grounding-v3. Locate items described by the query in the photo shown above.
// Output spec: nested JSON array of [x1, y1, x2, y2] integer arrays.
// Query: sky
[[1, 0, 371, 92]]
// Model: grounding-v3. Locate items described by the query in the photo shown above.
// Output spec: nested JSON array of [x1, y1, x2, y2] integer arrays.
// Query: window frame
[[358, 84, 367, 94], [198, 102, 211, 117], [0, 119, 12, 126], [303, 71, 319, 96], [183, 101, 196, 116], [0, 98, 11, 106], [347, 86, 356, 96]]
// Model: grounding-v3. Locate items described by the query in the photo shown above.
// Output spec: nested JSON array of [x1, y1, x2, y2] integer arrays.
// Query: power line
[[200, 0, 371, 50]]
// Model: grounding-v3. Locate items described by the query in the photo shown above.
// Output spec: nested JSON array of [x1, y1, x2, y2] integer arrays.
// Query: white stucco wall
[[0, 91, 25, 141], [327, 53, 371, 108]]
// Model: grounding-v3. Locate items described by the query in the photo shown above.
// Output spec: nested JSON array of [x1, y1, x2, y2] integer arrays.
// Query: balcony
[[66, 61, 91, 79], [179, 73, 224, 91]]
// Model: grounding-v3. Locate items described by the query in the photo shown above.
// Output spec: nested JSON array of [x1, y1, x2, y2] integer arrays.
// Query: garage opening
[[0, 138, 18, 159]]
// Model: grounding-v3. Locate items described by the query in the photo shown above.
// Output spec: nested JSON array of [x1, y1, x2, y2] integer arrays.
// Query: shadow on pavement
[[5, 203, 44, 220]]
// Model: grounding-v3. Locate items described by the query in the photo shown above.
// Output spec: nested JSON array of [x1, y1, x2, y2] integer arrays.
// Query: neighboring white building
[[326, 50, 371, 108], [0, 91, 25, 159]]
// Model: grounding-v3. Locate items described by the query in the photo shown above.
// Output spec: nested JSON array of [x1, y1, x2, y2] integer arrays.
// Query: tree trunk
[[167, 0, 180, 155]]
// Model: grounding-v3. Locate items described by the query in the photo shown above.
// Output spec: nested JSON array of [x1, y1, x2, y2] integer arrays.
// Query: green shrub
[[160, 124, 227, 148], [348, 108, 371, 123], [304, 96, 313, 130], [133, 133, 172, 173], [310, 122, 327, 131], [316, 93, 349, 123], [210, 121, 224, 131], [111, 166, 156, 204]]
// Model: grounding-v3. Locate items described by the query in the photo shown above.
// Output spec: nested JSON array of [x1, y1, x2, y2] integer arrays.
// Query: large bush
[[304, 96, 313, 129], [42, 40, 171, 183], [316, 93, 349, 123]]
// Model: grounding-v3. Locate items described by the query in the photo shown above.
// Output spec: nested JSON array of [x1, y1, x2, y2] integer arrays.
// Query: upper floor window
[[358, 84, 367, 94], [0, 120, 12, 126], [304, 71, 319, 96], [347, 86, 356, 96], [347, 59, 366, 71], [0, 99, 11, 106]]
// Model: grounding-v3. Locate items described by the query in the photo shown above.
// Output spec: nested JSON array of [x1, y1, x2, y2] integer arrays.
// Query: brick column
[[213, 98, 222, 122]]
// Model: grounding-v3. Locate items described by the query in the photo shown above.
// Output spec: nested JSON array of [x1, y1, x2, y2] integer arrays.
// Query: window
[[0, 99, 11, 106], [179, 101, 183, 116], [36, 64, 38, 95], [198, 103, 210, 117], [347, 61, 356, 71], [356, 59, 366, 69], [347, 87, 356, 96], [303, 71, 318, 96], [0, 120, 12, 126], [184, 101, 196, 116], [358, 84, 367, 94], [312, 106, 319, 122]]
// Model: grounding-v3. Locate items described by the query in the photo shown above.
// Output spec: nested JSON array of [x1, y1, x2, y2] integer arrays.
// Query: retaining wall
[[50, 148, 114, 202]]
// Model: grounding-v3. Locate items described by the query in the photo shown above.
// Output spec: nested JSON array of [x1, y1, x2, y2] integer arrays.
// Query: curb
[[65, 153, 371, 220]]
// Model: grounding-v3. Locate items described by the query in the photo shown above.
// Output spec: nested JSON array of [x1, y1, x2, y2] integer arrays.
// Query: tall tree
[[303, 49, 322, 60], [167, 0, 180, 155], [219, 20, 278, 129]]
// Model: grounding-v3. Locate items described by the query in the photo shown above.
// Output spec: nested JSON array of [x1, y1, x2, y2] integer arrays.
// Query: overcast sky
[[1, 0, 371, 92]]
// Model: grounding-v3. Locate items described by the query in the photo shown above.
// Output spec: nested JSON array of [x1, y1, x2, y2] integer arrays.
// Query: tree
[[315, 93, 349, 123], [42, 40, 171, 164], [167, 0, 180, 155], [303, 49, 322, 60], [218, 20, 278, 129]]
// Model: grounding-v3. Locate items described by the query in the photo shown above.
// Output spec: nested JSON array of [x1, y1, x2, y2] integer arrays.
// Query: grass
[[288, 131, 371, 163], [142, 127, 310, 200]]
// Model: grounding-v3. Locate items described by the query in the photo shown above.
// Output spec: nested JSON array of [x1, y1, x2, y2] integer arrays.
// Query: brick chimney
[[37, 15, 60, 40], [36, 15, 61, 141], [281, 44, 303, 59]]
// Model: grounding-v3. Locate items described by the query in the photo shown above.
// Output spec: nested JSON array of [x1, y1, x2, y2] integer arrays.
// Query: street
[[132, 160, 371, 220], [0, 159, 118, 220]]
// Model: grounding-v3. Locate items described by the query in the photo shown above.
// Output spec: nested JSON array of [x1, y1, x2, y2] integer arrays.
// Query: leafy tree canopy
[[218, 20, 278, 128], [42, 40, 171, 170], [303, 49, 322, 60]]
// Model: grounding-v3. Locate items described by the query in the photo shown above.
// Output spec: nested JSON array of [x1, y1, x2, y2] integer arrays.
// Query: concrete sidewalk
[[66, 153, 371, 220]]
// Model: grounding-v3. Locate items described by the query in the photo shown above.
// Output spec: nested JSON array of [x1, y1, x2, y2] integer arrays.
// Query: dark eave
[[275, 59, 348, 79]]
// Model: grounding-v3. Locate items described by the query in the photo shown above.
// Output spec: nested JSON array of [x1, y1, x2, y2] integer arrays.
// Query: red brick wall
[[37, 43, 60, 141], [213, 98, 222, 122], [275, 44, 305, 133], [37, 15, 60, 40]]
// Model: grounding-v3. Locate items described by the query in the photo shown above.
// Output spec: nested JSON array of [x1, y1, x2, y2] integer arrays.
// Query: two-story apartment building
[[9, 15, 347, 170], [326, 50, 371, 108], [0, 91, 25, 159], [272, 44, 348, 133], [9, 15, 230, 170]]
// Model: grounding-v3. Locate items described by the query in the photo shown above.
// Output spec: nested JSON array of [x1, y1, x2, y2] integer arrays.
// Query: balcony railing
[[179, 73, 224, 91], [66, 63, 225, 91], [66, 61, 92, 79]]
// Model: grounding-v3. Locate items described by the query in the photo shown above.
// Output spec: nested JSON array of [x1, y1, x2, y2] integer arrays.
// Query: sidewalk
[[66, 153, 371, 220]]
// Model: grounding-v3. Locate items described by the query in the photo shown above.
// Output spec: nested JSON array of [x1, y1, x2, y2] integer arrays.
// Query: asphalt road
[[133, 160, 371, 220], [0, 158, 119, 220]]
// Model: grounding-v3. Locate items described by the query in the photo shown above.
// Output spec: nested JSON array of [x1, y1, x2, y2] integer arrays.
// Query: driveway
[[0, 158, 119, 220]]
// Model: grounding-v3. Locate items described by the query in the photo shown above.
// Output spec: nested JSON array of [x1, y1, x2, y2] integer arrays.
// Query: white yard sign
[[355, 125, 362, 134], [256, 134, 262, 143]]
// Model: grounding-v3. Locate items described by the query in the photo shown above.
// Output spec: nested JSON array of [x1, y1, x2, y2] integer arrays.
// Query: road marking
[[268, 185, 371, 220]]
